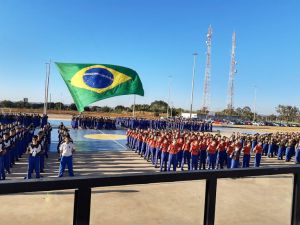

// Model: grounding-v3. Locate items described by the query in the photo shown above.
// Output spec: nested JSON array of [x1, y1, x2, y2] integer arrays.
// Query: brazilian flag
[[55, 62, 144, 112]]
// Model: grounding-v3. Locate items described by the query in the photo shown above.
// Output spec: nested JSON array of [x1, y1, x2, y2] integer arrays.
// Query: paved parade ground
[[0, 124, 296, 225]]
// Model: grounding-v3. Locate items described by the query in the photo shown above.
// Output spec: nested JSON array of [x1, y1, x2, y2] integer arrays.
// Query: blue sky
[[0, 0, 299, 114]]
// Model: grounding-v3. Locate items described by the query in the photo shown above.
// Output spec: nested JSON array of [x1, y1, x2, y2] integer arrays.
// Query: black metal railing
[[0, 165, 300, 225]]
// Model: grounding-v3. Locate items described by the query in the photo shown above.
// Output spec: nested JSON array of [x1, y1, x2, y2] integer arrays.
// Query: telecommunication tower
[[202, 25, 212, 111], [227, 31, 237, 110]]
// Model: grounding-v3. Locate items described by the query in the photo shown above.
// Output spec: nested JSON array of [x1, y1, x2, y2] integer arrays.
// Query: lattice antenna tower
[[202, 25, 212, 111], [227, 31, 237, 110]]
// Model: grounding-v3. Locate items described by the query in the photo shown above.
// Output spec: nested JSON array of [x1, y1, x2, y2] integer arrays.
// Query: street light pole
[[167, 75, 172, 118], [190, 53, 198, 118]]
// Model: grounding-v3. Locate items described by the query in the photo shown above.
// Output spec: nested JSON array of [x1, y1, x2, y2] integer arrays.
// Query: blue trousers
[[208, 153, 217, 169], [217, 151, 226, 169], [286, 147, 293, 162], [0, 156, 5, 180], [167, 153, 177, 171], [181, 151, 191, 170], [59, 156, 74, 177], [242, 154, 250, 168], [267, 144, 274, 158], [231, 159, 240, 168], [254, 153, 261, 167], [150, 147, 156, 165], [191, 155, 199, 170], [295, 149, 300, 164], [40, 153, 45, 171], [4, 153, 10, 173], [227, 155, 232, 169], [177, 150, 183, 167], [278, 146, 286, 160], [199, 151, 207, 170], [154, 149, 161, 167], [160, 152, 169, 172], [27, 155, 40, 179]]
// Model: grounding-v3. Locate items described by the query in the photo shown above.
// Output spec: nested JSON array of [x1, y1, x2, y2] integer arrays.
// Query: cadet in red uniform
[[154, 136, 163, 168], [190, 140, 200, 170], [226, 142, 234, 169], [176, 137, 184, 168], [207, 140, 217, 170], [199, 139, 207, 170], [242, 141, 251, 168], [253, 142, 263, 167], [181, 139, 191, 171], [216, 139, 226, 169], [167, 139, 178, 171], [160, 138, 169, 172]]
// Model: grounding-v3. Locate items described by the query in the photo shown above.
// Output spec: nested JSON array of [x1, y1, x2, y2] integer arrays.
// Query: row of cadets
[[0, 136, 6, 179]]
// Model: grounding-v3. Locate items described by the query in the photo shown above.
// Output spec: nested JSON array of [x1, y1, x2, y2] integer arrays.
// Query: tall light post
[[253, 86, 257, 121], [132, 95, 136, 117], [167, 75, 172, 118], [190, 53, 198, 118]]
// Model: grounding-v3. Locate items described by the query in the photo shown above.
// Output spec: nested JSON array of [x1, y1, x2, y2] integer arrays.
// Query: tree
[[150, 100, 168, 113], [115, 105, 126, 112], [70, 103, 77, 111], [276, 105, 300, 122]]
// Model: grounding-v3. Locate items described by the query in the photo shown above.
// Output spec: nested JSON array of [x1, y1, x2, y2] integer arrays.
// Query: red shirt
[[216, 143, 226, 152], [168, 144, 178, 154], [161, 142, 169, 152], [190, 142, 199, 156], [207, 144, 217, 154], [254, 145, 263, 154], [243, 146, 251, 155], [226, 145, 234, 155]]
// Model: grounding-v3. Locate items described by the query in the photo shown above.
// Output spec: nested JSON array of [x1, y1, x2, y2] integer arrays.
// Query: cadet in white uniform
[[26, 135, 41, 179], [58, 135, 75, 177]]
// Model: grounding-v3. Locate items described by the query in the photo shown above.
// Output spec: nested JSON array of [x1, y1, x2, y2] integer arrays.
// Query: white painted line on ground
[[98, 130, 128, 150]]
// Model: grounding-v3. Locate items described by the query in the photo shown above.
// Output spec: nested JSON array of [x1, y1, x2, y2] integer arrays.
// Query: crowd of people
[[116, 117, 213, 131], [126, 129, 300, 172], [0, 113, 51, 179], [0, 113, 76, 180], [0, 113, 48, 128], [71, 116, 116, 130]]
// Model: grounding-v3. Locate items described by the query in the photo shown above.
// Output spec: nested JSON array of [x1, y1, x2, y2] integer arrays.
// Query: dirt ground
[[0, 148, 296, 225]]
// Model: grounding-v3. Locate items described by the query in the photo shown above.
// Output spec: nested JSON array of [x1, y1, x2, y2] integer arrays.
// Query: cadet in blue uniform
[[25, 135, 41, 179], [0, 136, 6, 180]]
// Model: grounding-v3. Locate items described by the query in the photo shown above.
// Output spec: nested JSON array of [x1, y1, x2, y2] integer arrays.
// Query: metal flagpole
[[44, 60, 51, 114], [132, 95, 136, 117], [43, 63, 48, 115], [190, 53, 198, 118]]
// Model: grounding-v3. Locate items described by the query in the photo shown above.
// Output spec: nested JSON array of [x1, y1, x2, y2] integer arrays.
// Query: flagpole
[[132, 95, 136, 117], [43, 63, 48, 115], [253, 86, 257, 121], [190, 53, 197, 118], [45, 60, 51, 115]]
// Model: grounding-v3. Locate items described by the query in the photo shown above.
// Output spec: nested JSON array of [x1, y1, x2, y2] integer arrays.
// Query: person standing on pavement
[[58, 135, 75, 177]]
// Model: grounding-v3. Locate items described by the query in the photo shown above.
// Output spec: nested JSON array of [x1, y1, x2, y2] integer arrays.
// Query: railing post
[[291, 172, 300, 225], [73, 188, 91, 225], [203, 178, 217, 225]]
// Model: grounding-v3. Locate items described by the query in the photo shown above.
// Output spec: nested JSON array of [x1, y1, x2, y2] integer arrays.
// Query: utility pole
[[190, 53, 198, 118]]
